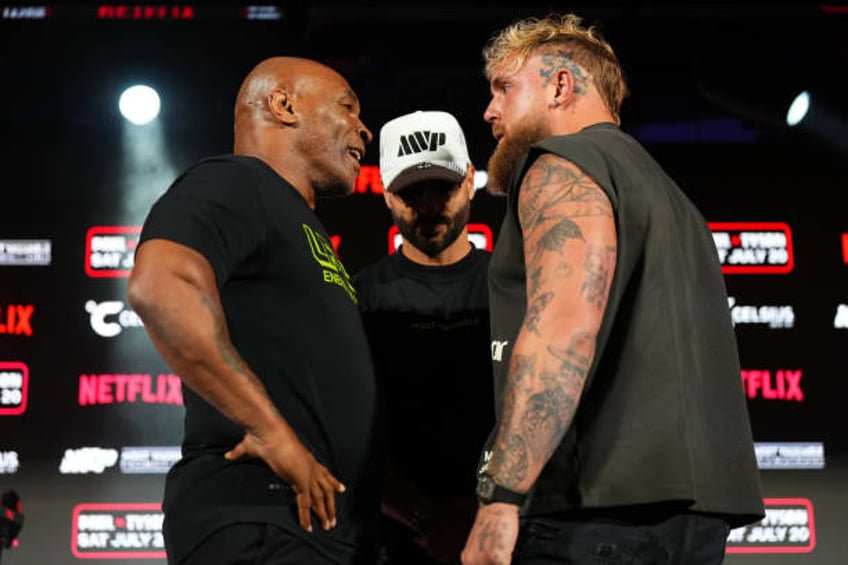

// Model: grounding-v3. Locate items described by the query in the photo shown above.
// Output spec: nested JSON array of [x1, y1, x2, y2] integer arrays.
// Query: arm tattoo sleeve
[[488, 153, 614, 489]]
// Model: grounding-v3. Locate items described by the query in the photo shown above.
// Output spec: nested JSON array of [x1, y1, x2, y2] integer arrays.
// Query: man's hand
[[461, 503, 519, 565], [225, 429, 345, 532], [130, 240, 347, 532]]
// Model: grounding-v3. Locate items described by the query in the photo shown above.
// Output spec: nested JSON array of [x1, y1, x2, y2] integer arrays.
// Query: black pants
[[513, 513, 730, 564], [176, 522, 369, 565]]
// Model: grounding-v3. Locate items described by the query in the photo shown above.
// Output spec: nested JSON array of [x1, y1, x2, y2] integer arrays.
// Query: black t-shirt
[[139, 155, 378, 561], [488, 124, 763, 526], [354, 248, 494, 500]]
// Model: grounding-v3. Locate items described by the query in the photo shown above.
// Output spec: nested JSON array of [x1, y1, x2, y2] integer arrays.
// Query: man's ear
[[382, 189, 395, 210], [465, 164, 477, 200], [553, 68, 575, 107], [268, 87, 298, 126]]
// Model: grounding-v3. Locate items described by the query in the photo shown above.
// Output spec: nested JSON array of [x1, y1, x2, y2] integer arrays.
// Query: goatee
[[393, 200, 470, 258]]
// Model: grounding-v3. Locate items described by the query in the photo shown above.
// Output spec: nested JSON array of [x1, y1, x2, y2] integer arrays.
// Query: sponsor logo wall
[[3, 190, 846, 563], [704, 220, 847, 563], [1, 50, 846, 561], [0, 217, 186, 563]]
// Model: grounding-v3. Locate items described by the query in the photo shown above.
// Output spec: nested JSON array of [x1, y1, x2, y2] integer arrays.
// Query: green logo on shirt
[[302, 224, 357, 304]]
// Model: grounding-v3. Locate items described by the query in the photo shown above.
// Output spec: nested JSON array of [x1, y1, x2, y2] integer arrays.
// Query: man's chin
[[419, 236, 445, 251], [316, 181, 355, 199], [485, 179, 509, 196], [486, 144, 518, 195], [405, 233, 448, 257]]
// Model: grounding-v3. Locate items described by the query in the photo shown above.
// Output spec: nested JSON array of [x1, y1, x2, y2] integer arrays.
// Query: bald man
[[128, 57, 378, 565]]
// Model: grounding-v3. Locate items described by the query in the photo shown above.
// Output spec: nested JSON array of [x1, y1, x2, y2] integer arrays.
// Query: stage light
[[118, 85, 161, 125], [788, 90, 848, 153], [474, 170, 488, 191], [698, 73, 847, 152], [786, 91, 810, 127], [119, 117, 177, 218]]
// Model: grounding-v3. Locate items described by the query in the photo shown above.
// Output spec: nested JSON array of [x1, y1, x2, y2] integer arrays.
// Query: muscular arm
[[128, 239, 276, 428], [127, 238, 343, 531], [487, 152, 617, 492]]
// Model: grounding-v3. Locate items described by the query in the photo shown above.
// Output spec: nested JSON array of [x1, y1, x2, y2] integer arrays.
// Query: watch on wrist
[[476, 473, 527, 506]]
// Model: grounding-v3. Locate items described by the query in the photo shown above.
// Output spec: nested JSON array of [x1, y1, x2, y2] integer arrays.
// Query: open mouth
[[347, 147, 363, 163]]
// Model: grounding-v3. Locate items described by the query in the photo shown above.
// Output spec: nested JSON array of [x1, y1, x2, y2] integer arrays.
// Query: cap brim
[[386, 166, 464, 193]]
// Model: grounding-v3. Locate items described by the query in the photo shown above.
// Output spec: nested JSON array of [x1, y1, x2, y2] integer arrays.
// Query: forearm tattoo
[[492, 354, 534, 481], [491, 334, 594, 486], [488, 154, 613, 488], [525, 292, 552, 335]]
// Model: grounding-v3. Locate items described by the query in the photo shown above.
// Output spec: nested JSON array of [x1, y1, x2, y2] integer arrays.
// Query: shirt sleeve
[[139, 157, 266, 288]]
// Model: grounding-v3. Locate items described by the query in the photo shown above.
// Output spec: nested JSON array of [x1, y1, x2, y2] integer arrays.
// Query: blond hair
[[484, 13, 628, 122]]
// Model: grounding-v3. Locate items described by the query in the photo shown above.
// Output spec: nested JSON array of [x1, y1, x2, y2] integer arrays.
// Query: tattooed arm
[[127, 239, 344, 532], [490, 152, 616, 490], [462, 153, 616, 564]]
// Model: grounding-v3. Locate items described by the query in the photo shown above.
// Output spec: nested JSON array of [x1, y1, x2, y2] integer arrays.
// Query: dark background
[[0, 2, 846, 563]]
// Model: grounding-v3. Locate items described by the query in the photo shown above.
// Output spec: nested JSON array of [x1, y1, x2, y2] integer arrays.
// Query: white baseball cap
[[379, 110, 472, 193]]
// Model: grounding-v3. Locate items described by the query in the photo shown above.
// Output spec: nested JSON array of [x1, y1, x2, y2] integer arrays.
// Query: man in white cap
[[354, 111, 494, 565]]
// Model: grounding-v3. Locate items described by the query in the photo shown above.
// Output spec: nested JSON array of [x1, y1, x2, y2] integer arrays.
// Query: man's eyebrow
[[491, 75, 508, 89], [343, 89, 360, 105]]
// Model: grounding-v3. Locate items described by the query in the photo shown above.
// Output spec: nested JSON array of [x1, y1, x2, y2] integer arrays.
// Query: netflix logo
[[78, 374, 183, 406], [741, 370, 804, 402], [0, 305, 34, 336]]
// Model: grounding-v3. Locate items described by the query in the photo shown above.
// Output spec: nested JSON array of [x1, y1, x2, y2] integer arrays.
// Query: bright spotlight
[[119, 85, 161, 125], [474, 170, 488, 191], [786, 91, 810, 127]]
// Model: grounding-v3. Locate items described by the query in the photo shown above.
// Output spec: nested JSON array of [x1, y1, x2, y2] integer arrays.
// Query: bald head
[[229, 56, 372, 208], [235, 56, 338, 133]]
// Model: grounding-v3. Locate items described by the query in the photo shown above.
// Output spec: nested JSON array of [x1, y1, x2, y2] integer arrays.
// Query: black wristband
[[475, 473, 527, 506]]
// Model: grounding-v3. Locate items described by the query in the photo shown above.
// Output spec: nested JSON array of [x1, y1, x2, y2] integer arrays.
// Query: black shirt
[[488, 124, 764, 526], [139, 155, 378, 561], [354, 248, 493, 499]]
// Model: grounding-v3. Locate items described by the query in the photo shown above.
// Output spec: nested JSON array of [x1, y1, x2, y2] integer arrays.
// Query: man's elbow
[[126, 268, 161, 322]]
